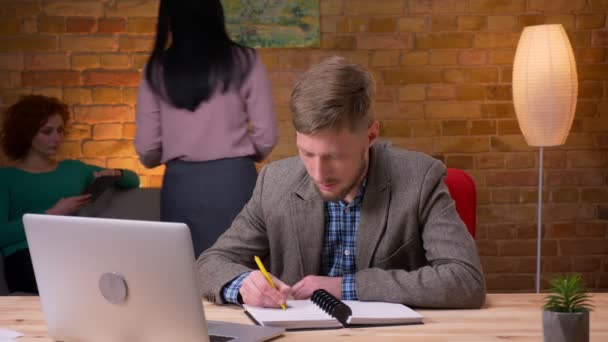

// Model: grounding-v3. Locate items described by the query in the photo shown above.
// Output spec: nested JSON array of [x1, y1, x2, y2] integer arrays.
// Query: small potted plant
[[543, 274, 593, 342]]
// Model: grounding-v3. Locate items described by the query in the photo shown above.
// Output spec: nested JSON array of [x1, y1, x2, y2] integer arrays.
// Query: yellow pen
[[254, 255, 287, 310]]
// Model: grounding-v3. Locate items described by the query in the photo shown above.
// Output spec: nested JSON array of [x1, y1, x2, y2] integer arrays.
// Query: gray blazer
[[197, 141, 486, 308]]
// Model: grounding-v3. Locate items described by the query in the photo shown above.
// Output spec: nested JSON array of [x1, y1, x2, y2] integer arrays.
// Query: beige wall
[[0, 0, 607, 292]]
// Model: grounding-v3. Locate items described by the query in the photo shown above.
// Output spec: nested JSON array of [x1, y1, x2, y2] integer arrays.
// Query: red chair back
[[444, 168, 476, 238]]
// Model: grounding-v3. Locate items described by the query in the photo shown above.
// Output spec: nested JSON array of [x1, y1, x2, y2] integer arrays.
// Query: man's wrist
[[221, 272, 251, 304]]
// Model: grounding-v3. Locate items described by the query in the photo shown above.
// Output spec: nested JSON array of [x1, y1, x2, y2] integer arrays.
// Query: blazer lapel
[[290, 176, 325, 277], [357, 143, 391, 269]]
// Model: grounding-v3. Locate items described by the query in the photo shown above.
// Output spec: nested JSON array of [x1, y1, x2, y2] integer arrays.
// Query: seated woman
[[0, 95, 140, 293]]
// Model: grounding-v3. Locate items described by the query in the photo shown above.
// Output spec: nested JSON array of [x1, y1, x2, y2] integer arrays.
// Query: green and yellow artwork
[[221, 0, 320, 48]]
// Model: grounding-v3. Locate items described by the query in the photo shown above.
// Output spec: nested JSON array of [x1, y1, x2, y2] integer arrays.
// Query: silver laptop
[[23, 214, 284, 342]]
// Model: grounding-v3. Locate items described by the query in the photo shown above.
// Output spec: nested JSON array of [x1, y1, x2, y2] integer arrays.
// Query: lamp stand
[[536, 146, 544, 294]]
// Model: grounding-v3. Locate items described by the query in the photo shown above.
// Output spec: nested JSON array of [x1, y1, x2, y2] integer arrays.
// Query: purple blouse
[[135, 54, 278, 167]]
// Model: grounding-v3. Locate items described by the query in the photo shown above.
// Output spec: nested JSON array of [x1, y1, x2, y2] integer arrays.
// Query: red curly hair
[[1, 95, 70, 161]]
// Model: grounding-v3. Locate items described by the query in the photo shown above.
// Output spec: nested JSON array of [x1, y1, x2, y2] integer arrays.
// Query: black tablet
[[82, 175, 122, 201]]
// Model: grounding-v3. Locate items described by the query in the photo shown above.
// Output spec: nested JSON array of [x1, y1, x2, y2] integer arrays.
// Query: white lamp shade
[[512, 24, 578, 147]]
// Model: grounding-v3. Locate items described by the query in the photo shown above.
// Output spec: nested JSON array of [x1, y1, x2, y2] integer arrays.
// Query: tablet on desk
[[82, 175, 122, 201]]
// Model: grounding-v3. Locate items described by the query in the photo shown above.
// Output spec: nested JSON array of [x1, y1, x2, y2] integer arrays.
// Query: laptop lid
[[23, 214, 283, 342]]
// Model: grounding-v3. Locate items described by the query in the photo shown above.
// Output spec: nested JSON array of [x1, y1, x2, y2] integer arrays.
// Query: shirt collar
[[327, 178, 368, 208]]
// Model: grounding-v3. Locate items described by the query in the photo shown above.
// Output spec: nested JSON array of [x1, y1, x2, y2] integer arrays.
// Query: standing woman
[[135, 0, 278, 257], [0, 95, 140, 293]]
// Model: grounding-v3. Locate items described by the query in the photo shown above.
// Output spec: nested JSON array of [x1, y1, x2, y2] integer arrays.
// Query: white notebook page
[[244, 300, 342, 329], [344, 300, 423, 325]]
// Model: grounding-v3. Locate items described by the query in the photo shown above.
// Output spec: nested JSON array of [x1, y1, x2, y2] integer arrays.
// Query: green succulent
[[543, 274, 593, 313]]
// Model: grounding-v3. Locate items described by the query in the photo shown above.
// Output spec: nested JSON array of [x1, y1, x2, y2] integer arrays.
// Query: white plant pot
[[543, 310, 589, 342]]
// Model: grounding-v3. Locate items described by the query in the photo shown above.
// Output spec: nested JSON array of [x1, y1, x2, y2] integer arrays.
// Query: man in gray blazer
[[197, 57, 485, 309]]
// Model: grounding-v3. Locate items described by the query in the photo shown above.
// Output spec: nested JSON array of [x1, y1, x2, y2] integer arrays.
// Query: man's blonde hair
[[290, 56, 375, 134]]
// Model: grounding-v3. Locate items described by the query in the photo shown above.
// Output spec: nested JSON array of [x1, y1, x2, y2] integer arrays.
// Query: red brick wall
[[0, 0, 606, 292]]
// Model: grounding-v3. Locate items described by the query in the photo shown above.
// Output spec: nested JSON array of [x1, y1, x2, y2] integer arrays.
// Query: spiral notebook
[[243, 290, 423, 330]]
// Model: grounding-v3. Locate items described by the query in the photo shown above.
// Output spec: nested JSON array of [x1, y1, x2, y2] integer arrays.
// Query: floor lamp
[[512, 24, 578, 293]]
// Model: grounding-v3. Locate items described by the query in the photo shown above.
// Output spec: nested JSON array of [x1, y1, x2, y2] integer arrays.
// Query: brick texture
[[0, 0, 606, 293]]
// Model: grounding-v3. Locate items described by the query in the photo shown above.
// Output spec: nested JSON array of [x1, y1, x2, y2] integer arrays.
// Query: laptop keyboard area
[[209, 335, 235, 342]]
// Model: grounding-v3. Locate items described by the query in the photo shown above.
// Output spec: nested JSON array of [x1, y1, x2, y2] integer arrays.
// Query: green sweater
[[0, 160, 140, 257]]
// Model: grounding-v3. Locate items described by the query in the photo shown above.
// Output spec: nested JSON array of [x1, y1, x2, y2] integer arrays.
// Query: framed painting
[[222, 0, 320, 48]]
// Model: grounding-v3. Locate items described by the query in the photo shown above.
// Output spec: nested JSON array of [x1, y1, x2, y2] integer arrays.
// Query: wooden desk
[[1, 294, 606, 341]]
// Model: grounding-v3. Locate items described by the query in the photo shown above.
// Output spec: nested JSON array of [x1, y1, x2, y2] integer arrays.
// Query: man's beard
[[316, 152, 368, 202]]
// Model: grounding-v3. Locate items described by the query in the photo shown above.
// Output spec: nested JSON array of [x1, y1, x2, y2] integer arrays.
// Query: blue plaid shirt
[[222, 180, 367, 304]]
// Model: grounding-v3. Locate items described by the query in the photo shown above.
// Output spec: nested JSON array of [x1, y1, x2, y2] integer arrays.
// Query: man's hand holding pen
[[240, 270, 291, 309], [240, 256, 344, 309]]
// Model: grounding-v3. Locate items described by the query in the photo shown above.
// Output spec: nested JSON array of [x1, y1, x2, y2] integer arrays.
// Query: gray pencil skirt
[[161, 157, 257, 257]]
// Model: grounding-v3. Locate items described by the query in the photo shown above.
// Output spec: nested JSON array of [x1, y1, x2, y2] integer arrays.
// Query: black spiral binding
[[311, 289, 352, 326]]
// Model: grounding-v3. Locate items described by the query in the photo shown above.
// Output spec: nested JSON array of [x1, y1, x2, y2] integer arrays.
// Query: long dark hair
[[145, 0, 254, 111]]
